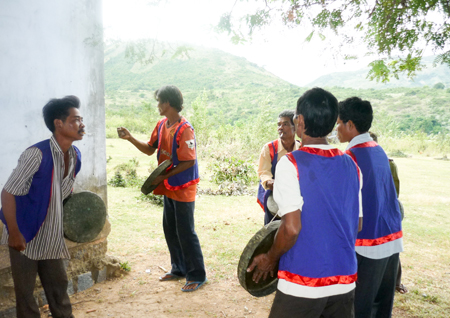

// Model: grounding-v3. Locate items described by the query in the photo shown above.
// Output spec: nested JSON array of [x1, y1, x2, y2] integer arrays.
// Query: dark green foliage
[[209, 156, 257, 186], [109, 158, 144, 188], [434, 82, 445, 89], [138, 193, 164, 206]]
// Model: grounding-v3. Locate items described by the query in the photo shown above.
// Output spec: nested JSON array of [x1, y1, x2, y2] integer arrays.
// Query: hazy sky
[[103, 0, 373, 86]]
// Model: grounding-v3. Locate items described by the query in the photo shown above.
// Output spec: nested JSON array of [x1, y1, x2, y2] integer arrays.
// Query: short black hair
[[154, 85, 183, 112], [42, 95, 80, 133], [338, 97, 373, 134], [278, 109, 295, 126], [296, 88, 338, 138]]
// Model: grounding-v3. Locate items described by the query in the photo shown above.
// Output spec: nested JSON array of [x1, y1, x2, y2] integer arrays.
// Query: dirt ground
[[39, 253, 274, 318]]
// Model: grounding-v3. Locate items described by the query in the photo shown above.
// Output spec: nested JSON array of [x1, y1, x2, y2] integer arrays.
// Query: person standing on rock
[[0, 96, 84, 318], [118, 85, 207, 292]]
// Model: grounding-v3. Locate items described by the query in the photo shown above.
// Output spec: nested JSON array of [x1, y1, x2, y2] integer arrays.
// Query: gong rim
[[237, 220, 281, 297], [141, 159, 172, 195]]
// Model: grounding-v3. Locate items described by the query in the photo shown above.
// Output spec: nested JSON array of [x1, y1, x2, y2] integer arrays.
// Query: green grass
[[105, 137, 450, 318]]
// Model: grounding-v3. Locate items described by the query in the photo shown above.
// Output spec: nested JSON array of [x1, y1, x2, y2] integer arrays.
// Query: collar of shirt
[[277, 138, 301, 154], [345, 132, 373, 150], [302, 144, 336, 150], [50, 135, 76, 158]]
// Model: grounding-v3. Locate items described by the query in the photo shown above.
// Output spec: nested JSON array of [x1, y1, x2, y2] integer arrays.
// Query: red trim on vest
[[356, 230, 403, 246], [350, 141, 378, 149], [299, 147, 344, 158], [163, 177, 199, 191], [268, 140, 278, 161], [256, 198, 264, 209], [278, 270, 357, 287], [286, 153, 299, 180], [175, 118, 189, 146]]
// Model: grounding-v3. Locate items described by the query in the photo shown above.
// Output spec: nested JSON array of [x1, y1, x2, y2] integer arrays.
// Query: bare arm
[[359, 217, 363, 232], [1, 189, 26, 251], [117, 127, 156, 156], [247, 209, 301, 283]]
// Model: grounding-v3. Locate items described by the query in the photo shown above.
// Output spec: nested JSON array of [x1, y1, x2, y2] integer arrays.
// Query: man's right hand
[[117, 127, 132, 140], [8, 230, 26, 251], [266, 179, 274, 191]]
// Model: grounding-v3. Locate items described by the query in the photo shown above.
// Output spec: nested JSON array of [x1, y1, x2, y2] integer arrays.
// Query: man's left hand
[[246, 253, 277, 284]]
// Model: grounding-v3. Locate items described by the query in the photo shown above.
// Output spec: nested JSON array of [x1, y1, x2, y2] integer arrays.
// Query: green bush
[[108, 158, 144, 187], [209, 156, 257, 186]]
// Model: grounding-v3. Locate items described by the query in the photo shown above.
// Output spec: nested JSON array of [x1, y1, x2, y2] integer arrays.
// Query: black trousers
[[9, 247, 73, 318], [163, 196, 206, 282], [355, 253, 399, 318], [269, 289, 355, 318]]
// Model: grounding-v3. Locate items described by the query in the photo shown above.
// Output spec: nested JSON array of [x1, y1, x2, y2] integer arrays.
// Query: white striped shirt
[[1, 136, 77, 260]]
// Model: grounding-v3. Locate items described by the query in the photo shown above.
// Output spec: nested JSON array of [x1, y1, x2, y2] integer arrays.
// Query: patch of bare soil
[[40, 253, 274, 318]]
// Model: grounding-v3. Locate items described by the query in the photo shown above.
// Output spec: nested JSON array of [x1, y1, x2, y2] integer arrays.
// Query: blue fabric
[[157, 119, 199, 189], [0, 139, 81, 243], [349, 145, 402, 241], [279, 149, 360, 279], [257, 140, 278, 225]]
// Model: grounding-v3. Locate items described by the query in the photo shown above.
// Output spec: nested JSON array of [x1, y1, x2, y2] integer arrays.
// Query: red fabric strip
[[356, 230, 403, 246], [164, 178, 200, 191], [278, 270, 357, 287], [286, 153, 299, 180], [299, 147, 344, 158], [256, 198, 264, 210], [349, 141, 378, 149]]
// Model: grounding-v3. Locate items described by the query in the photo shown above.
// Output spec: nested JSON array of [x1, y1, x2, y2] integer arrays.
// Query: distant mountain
[[307, 56, 450, 89], [104, 43, 305, 123]]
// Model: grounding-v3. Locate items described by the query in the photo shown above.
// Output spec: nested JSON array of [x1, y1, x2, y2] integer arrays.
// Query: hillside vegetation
[[105, 43, 450, 158]]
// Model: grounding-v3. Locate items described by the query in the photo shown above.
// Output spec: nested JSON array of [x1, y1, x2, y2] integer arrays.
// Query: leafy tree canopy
[[217, 0, 450, 83]]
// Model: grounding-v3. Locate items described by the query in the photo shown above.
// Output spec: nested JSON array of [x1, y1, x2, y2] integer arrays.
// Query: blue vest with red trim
[[157, 118, 199, 191], [0, 139, 81, 242], [257, 140, 278, 212], [346, 142, 402, 246], [278, 148, 360, 286]]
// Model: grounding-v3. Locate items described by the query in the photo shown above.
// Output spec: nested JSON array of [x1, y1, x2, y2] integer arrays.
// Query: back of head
[[42, 95, 80, 132], [338, 97, 373, 134], [296, 87, 338, 137], [278, 109, 295, 126], [154, 85, 183, 112]]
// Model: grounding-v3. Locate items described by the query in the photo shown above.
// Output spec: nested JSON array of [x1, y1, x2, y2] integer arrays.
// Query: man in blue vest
[[0, 96, 84, 318], [248, 88, 362, 318], [118, 85, 206, 292], [257, 110, 301, 224], [337, 97, 403, 318]]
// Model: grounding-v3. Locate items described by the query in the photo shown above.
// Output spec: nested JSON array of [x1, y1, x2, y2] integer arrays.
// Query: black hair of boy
[[296, 87, 338, 137], [154, 85, 184, 112], [42, 95, 80, 132], [338, 97, 373, 134]]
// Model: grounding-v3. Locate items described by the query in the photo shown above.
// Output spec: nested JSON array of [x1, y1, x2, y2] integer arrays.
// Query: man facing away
[[0, 96, 84, 318], [118, 85, 207, 292], [257, 110, 301, 225], [336, 97, 403, 318], [248, 88, 362, 318]]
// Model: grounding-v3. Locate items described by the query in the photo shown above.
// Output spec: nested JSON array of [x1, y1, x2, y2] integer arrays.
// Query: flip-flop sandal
[[159, 272, 184, 281], [181, 279, 208, 292], [396, 284, 408, 294]]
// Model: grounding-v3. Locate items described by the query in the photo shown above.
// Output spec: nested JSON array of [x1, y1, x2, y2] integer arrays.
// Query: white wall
[[0, 0, 106, 204]]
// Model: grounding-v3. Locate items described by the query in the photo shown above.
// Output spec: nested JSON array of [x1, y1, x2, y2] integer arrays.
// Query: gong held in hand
[[141, 160, 172, 195], [237, 220, 281, 297]]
